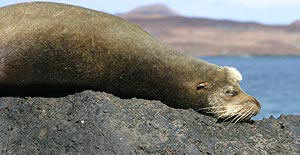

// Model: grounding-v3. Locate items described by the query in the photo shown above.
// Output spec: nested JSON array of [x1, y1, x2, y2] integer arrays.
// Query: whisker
[[199, 105, 257, 123], [197, 106, 227, 111], [232, 108, 249, 123], [245, 109, 255, 121], [232, 111, 246, 123], [217, 112, 234, 120], [233, 116, 242, 124], [240, 109, 251, 118], [234, 109, 250, 123], [248, 111, 255, 120], [230, 115, 240, 123], [242, 108, 253, 120], [206, 110, 228, 114], [223, 114, 236, 122], [216, 114, 226, 119], [220, 106, 243, 122]]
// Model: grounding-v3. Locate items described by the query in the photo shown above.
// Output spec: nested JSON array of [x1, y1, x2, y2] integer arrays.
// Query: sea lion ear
[[223, 66, 243, 82]]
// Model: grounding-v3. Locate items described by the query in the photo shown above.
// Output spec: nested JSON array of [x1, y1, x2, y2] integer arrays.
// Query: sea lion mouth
[[198, 100, 261, 123]]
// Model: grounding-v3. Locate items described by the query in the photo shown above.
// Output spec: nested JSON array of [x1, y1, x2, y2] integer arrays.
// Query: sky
[[1, 0, 299, 25]]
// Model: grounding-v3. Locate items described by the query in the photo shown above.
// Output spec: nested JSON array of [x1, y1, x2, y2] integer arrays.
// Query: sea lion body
[[0, 2, 260, 121]]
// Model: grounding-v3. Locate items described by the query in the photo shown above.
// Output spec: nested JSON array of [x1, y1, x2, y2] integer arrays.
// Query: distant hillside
[[119, 4, 300, 56], [119, 4, 178, 19], [291, 20, 300, 26]]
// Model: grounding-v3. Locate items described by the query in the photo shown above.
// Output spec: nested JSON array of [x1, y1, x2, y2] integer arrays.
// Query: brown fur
[[0, 2, 260, 121]]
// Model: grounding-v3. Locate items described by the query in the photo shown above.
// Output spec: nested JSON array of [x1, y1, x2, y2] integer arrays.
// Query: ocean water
[[200, 56, 300, 120]]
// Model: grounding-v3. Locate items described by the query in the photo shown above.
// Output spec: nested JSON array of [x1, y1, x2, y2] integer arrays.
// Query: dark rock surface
[[0, 91, 299, 154]]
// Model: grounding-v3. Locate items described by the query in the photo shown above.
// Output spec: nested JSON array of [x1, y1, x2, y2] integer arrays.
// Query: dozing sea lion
[[0, 2, 260, 122]]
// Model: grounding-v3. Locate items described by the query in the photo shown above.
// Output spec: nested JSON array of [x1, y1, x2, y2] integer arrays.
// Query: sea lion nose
[[251, 96, 261, 109]]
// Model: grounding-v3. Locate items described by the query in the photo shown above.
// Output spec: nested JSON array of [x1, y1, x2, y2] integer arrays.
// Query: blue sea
[[200, 56, 300, 120]]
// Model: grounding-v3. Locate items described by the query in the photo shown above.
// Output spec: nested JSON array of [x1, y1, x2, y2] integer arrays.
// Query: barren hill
[[119, 3, 178, 19], [119, 5, 300, 56], [291, 20, 300, 26]]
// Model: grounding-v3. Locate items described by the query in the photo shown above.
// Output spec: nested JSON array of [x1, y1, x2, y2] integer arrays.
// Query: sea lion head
[[194, 66, 261, 122]]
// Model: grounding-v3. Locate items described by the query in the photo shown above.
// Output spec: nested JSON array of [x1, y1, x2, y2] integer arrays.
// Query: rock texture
[[0, 91, 299, 154]]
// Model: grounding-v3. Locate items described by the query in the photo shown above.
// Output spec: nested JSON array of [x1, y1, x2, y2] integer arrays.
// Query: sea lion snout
[[250, 96, 260, 108], [247, 96, 261, 113], [239, 90, 261, 113], [204, 88, 261, 123]]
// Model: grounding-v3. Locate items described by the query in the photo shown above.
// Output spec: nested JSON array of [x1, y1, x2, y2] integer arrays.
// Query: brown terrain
[[119, 4, 300, 56]]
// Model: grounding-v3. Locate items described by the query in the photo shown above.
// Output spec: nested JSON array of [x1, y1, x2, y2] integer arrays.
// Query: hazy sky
[[1, 0, 299, 25]]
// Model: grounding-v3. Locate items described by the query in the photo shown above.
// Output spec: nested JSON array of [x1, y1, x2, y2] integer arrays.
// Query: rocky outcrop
[[0, 91, 299, 154]]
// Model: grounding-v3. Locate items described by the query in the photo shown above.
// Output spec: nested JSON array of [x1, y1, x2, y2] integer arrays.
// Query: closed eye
[[226, 90, 238, 96]]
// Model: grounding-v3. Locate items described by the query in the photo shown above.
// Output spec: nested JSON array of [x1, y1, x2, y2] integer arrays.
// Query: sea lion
[[0, 2, 260, 122]]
